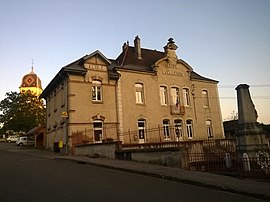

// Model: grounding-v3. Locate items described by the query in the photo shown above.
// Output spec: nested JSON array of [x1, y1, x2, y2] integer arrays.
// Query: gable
[[83, 50, 111, 66]]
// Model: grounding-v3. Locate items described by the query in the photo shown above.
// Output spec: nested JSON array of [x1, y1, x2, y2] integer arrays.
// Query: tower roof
[[20, 67, 42, 89]]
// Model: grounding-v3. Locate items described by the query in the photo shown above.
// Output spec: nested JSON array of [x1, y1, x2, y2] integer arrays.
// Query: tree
[[0, 91, 45, 134], [225, 110, 238, 121]]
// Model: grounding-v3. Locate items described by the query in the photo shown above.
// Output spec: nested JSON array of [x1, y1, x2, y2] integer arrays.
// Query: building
[[20, 65, 46, 147], [41, 37, 224, 152], [20, 66, 43, 97]]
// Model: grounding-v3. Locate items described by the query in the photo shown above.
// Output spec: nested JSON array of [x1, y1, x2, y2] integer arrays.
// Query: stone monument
[[235, 84, 269, 159]]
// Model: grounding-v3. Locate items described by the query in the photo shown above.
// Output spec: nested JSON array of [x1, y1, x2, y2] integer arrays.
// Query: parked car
[[16, 136, 35, 146], [6, 135, 19, 143]]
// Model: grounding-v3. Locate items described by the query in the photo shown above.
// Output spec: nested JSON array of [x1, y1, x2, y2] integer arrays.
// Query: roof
[[115, 46, 164, 72], [20, 68, 43, 89], [26, 125, 45, 135], [114, 44, 218, 83], [41, 51, 109, 99], [41, 38, 219, 98], [190, 71, 218, 83]]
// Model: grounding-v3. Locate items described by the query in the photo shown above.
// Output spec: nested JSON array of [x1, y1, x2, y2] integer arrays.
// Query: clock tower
[[20, 65, 43, 97]]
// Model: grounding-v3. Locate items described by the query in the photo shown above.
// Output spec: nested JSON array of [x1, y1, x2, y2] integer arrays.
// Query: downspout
[[66, 74, 70, 154], [115, 73, 124, 143]]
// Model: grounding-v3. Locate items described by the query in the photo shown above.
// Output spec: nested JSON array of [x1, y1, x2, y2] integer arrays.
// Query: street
[[0, 143, 267, 202]]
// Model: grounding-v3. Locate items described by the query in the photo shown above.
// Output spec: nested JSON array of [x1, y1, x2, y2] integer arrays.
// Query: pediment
[[154, 57, 193, 72], [83, 50, 111, 66]]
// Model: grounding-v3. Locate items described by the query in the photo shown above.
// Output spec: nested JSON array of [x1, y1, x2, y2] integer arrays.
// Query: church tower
[[20, 62, 43, 97]]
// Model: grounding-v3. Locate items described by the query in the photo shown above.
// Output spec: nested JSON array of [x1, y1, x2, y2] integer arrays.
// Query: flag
[[176, 96, 180, 109]]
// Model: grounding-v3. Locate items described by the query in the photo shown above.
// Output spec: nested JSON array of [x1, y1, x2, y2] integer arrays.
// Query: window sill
[[92, 100, 103, 104]]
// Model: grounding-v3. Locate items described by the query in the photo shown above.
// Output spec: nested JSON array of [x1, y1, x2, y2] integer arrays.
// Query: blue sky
[[0, 0, 269, 123]]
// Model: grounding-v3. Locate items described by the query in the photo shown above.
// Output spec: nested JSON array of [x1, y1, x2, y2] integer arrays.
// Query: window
[[92, 80, 102, 101], [93, 121, 103, 142], [202, 90, 209, 108], [138, 119, 146, 143], [183, 88, 190, 107], [160, 86, 168, 105], [186, 120, 193, 139], [135, 83, 144, 104], [171, 87, 180, 106], [163, 119, 170, 140], [174, 119, 183, 141], [206, 120, 213, 138]]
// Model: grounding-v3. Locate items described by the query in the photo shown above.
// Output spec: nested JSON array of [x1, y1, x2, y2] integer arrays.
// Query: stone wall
[[74, 141, 121, 159]]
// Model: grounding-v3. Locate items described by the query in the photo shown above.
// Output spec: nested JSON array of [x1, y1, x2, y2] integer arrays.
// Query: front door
[[138, 119, 146, 143]]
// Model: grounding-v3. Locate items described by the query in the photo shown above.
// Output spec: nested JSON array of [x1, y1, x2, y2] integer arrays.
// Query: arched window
[[137, 119, 146, 143], [183, 88, 190, 107], [92, 80, 102, 102], [170, 87, 180, 106], [135, 83, 144, 104], [174, 119, 183, 141], [206, 120, 213, 138], [163, 119, 170, 140], [93, 120, 103, 142], [186, 119, 193, 139], [202, 90, 209, 108], [160, 86, 168, 105]]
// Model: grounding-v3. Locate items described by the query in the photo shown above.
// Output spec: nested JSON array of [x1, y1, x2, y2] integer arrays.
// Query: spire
[[30, 59, 34, 74]]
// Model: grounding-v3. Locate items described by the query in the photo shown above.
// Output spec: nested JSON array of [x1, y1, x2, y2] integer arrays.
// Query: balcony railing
[[170, 105, 185, 115]]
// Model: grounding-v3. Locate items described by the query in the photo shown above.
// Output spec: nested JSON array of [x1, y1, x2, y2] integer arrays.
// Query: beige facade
[[41, 37, 224, 151]]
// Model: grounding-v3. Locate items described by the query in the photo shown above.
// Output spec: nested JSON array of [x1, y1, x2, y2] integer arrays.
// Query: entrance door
[[138, 119, 146, 143], [174, 119, 183, 141]]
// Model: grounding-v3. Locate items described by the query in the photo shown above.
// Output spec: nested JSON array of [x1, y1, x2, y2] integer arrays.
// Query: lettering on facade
[[162, 70, 183, 77], [85, 64, 107, 71]]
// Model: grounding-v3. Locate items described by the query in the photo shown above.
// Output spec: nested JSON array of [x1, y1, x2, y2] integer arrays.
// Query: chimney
[[134, 36, 142, 60], [122, 41, 129, 52]]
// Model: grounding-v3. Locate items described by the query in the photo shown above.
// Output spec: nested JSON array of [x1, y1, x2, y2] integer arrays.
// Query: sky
[[0, 0, 269, 123]]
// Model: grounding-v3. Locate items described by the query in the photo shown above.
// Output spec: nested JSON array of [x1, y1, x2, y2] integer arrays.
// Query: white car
[[6, 135, 19, 143], [16, 136, 35, 146]]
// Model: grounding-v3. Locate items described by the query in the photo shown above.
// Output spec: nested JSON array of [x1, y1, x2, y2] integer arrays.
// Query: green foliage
[[260, 123, 270, 135], [0, 91, 45, 134]]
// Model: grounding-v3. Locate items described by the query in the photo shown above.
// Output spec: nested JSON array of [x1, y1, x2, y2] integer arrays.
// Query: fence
[[118, 125, 223, 145], [182, 152, 270, 179], [71, 125, 118, 146], [70, 126, 269, 178]]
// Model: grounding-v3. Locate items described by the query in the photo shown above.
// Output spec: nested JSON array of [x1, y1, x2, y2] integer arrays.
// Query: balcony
[[170, 105, 185, 115]]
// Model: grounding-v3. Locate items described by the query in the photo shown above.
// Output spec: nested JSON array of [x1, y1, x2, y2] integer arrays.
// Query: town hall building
[[41, 37, 224, 152]]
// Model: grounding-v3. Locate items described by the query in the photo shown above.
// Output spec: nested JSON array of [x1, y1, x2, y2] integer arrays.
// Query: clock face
[[24, 75, 35, 86]]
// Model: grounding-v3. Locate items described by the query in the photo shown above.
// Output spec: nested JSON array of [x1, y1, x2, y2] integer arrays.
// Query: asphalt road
[[0, 143, 268, 202]]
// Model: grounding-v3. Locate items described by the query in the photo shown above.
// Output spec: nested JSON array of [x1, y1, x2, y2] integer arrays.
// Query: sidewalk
[[53, 154, 270, 201]]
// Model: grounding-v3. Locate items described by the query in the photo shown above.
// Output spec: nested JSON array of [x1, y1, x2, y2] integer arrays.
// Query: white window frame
[[135, 83, 144, 104], [163, 119, 170, 140], [160, 86, 168, 105], [183, 88, 190, 107], [170, 87, 180, 106], [206, 120, 213, 138], [186, 119, 193, 139], [92, 80, 102, 102], [174, 119, 183, 141], [93, 120, 103, 142], [137, 119, 146, 143], [202, 90, 209, 108]]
